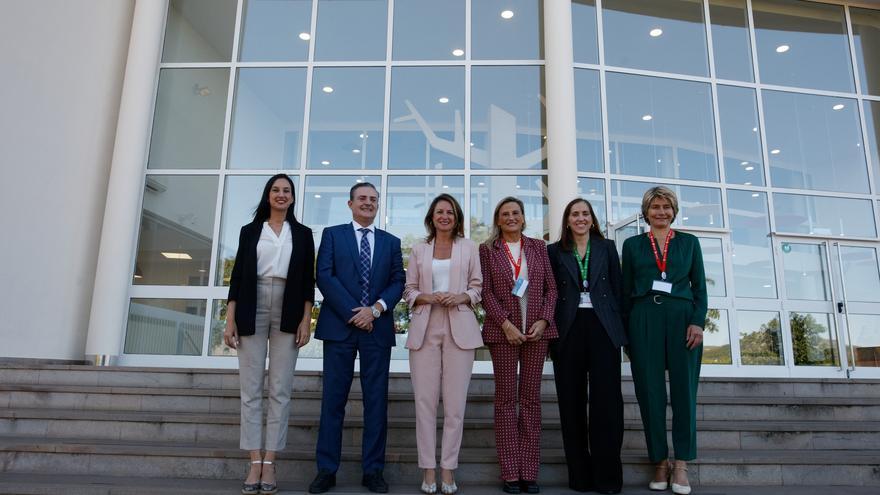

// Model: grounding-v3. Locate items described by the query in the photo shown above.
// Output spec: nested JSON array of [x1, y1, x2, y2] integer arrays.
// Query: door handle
[[837, 302, 845, 314]]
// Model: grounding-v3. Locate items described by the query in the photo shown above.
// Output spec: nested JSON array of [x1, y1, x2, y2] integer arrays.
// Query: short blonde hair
[[641, 186, 679, 223]]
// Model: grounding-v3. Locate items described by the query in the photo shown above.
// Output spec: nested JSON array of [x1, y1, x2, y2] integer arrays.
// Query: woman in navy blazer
[[547, 198, 626, 494], [479, 196, 558, 494], [224, 174, 315, 495]]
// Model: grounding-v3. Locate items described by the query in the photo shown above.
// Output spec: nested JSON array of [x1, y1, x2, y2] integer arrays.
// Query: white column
[[85, 0, 168, 365], [543, 0, 579, 241]]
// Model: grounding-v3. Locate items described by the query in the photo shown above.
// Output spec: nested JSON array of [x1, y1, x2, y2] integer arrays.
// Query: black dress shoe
[[520, 480, 540, 494], [308, 471, 336, 494], [362, 471, 389, 493], [501, 480, 521, 494]]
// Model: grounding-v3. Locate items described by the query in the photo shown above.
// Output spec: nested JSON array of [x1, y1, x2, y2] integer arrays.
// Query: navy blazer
[[314, 223, 405, 348], [227, 220, 315, 336], [548, 237, 627, 349]]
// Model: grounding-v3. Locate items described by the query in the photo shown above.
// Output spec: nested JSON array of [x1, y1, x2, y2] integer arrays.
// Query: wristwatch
[[371, 305, 381, 318]]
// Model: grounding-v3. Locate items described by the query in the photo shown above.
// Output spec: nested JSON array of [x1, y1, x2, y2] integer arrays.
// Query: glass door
[[831, 242, 880, 378]]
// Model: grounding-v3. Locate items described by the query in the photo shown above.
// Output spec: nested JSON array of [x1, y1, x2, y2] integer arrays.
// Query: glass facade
[[126, 0, 880, 376]]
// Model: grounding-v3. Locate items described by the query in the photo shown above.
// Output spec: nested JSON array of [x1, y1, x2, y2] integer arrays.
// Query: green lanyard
[[572, 241, 591, 291]]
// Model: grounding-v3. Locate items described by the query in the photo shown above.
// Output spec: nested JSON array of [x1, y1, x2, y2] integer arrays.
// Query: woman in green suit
[[622, 186, 706, 495]]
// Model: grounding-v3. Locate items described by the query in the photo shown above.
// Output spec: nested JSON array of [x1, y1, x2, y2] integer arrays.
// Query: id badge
[[652, 280, 673, 293], [512, 278, 529, 298], [578, 292, 593, 308]]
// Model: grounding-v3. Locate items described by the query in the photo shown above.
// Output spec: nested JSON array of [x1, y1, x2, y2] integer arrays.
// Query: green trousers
[[628, 295, 702, 462]]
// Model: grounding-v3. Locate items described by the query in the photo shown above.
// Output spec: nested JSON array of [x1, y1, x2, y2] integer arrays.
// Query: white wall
[[0, 0, 135, 360]]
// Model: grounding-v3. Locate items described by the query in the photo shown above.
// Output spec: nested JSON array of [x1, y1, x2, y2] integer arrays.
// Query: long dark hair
[[253, 174, 297, 225], [559, 198, 604, 251], [424, 193, 465, 242]]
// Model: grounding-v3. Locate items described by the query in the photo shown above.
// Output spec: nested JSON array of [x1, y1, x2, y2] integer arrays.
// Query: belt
[[635, 294, 681, 305]]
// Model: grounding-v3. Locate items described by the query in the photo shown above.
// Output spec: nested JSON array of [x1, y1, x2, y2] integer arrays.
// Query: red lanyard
[[648, 230, 674, 280], [503, 239, 524, 279]]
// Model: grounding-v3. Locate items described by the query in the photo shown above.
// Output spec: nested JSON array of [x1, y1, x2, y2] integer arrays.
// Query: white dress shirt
[[257, 222, 292, 279], [351, 221, 387, 311]]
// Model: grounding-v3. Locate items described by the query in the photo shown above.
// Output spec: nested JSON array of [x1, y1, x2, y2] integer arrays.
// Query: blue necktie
[[358, 228, 371, 306]]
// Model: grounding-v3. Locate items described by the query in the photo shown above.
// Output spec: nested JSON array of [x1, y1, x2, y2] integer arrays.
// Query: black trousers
[[551, 308, 623, 492]]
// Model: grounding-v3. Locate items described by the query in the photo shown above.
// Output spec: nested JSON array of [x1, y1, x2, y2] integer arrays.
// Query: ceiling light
[[352, 149, 361, 153], [438, 97, 449, 104], [322, 86, 334, 93], [752, 127, 758, 132], [469, 142, 474, 147], [770, 149, 780, 154], [443, 185, 449, 188], [161, 252, 192, 260], [832, 104, 845, 110], [359, 133, 366, 138], [752, 193, 760, 197], [776, 44, 790, 53], [741, 161, 749, 166], [356, 178, 363, 183], [452, 48, 464, 57], [682, 216, 689, 221], [298, 32, 311, 41], [321, 160, 330, 165], [314, 194, 322, 198], [744, 182, 752, 185], [649, 28, 663, 37], [501, 10, 514, 19], [515, 184, 520, 188], [642, 114, 653, 121], [745, 166, 755, 171], [478, 182, 485, 186]]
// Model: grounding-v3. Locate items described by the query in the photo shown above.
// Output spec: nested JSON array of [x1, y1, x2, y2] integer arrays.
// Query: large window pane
[[852, 7, 880, 97], [700, 237, 726, 297], [385, 175, 465, 262], [239, 0, 312, 61], [840, 246, 880, 304], [763, 91, 868, 193], [708, 0, 754, 82], [315, 0, 387, 61], [162, 0, 236, 63], [773, 193, 876, 238], [389, 67, 465, 170], [209, 300, 235, 357], [575, 69, 603, 173], [602, 0, 708, 77], [718, 85, 764, 186], [738, 310, 784, 365], [703, 309, 732, 364], [780, 243, 830, 301], [752, 0, 853, 92], [148, 69, 229, 170], [576, 177, 607, 235], [610, 180, 722, 229], [789, 312, 839, 367], [133, 176, 219, 286], [470, 176, 548, 243], [228, 68, 307, 170], [847, 314, 880, 367], [606, 73, 718, 182], [471, 66, 546, 170], [392, 0, 464, 60], [572, 0, 599, 64], [728, 190, 776, 298], [864, 101, 880, 193], [125, 299, 206, 356], [307, 68, 385, 170], [302, 175, 381, 244], [472, 0, 543, 60]]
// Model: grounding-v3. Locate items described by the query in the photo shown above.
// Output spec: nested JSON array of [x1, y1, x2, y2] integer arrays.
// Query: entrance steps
[[1, 364, 878, 492]]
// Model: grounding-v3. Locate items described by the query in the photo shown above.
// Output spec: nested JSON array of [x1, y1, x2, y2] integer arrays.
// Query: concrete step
[[1, 437, 879, 486], [3, 408, 878, 451]]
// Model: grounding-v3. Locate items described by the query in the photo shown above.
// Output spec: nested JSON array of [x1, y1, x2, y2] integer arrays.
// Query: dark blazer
[[548, 237, 627, 349], [314, 223, 405, 348], [478, 235, 558, 344], [227, 220, 316, 336]]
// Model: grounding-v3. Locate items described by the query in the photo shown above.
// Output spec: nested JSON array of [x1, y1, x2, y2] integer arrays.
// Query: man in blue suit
[[308, 182, 405, 494]]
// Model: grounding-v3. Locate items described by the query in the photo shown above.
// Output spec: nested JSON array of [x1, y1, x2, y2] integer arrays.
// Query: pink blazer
[[478, 235, 559, 344], [403, 238, 484, 351]]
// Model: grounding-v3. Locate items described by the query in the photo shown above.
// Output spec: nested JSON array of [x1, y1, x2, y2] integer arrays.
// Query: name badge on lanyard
[[649, 230, 674, 294], [574, 242, 593, 307], [504, 239, 528, 298], [579, 292, 593, 308], [512, 278, 529, 297]]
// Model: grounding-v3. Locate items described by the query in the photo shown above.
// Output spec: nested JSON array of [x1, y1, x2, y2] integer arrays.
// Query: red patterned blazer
[[478, 235, 559, 344]]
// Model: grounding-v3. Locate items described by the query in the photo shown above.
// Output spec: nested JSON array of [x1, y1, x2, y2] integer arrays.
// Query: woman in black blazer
[[223, 173, 315, 495], [547, 198, 626, 494]]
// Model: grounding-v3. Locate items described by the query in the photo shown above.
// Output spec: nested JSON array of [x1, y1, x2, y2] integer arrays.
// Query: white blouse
[[431, 258, 451, 293], [257, 222, 293, 279]]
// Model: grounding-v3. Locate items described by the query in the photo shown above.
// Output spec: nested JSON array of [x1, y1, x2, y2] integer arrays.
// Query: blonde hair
[[486, 196, 526, 244], [641, 186, 679, 223]]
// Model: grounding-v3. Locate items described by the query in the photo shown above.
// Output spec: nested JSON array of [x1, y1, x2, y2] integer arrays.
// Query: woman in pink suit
[[404, 193, 483, 495], [479, 196, 558, 494]]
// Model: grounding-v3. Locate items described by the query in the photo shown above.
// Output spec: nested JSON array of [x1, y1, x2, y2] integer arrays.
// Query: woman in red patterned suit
[[479, 196, 558, 494]]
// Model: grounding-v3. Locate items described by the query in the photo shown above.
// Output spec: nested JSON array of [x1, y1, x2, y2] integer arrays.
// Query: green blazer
[[621, 231, 708, 328]]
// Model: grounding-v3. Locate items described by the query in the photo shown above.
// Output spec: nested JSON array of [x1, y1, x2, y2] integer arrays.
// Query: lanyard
[[648, 230, 674, 280], [503, 239, 524, 279], [572, 241, 591, 290]]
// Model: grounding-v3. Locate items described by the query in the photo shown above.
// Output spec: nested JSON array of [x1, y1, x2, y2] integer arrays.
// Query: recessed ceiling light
[[478, 182, 485, 186], [642, 114, 653, 121], [161, 252, 192, 260], [314, 194, 322, 198], [745, 166, 755, 171], [776, 44, 790, 53], [515, 184, 521, 188], [298, 32, 311, 41], [770, 149, 780, 154], [741, 161, 749, 166], [356, 178, 363, 183], [352, 149, 361, 154], [438, 97, 449, 104], [832, 104, 845, 110], [501, 10, 514, 19], [744, 182, 752, 185], [442, 185, 449, 188], [752, 127, 758, 132], [321, 160, 330, 166], [359, 133, 366, 139], [322, 86, 334, 93], [752, 193, 760, 197], [682, 217, 689, 221], [452, 48, 464, 57], [469, 142, 475, 147], [649, 28, 663, 37]]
